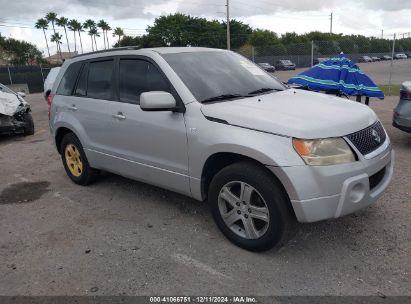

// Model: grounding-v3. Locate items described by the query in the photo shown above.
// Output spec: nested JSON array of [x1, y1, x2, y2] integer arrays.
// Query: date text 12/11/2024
[[149, 296, 258, 303]]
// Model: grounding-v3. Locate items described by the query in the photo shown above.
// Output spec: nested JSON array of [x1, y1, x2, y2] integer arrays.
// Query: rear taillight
[[47, 94, 54, 120], [400, 90, 411, 100]]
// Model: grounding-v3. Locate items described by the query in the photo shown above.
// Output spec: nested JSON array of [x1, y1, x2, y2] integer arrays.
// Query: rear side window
[[87, 60, 114, 100], [74, 63, 88, 97], [56, 62, 82, 95], [119, 59, 170, 104]]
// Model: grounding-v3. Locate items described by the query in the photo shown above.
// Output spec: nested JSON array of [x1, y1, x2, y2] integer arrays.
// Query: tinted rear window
[[87, 60, 114, 100], [56, 62, 82, 95], [74, 63, 88, 97]]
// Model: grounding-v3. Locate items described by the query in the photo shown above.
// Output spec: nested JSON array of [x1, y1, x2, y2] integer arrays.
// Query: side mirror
[[140, 91, 176, 111], [17, 92, 26, 98]]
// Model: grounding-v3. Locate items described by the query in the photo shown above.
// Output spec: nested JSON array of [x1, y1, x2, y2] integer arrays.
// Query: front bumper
[[269, 142, 394, 223], [0, 114, 25, 135]]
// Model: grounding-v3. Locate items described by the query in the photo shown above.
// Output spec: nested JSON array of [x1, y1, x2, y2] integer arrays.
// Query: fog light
[[349, 183, 366, 203]]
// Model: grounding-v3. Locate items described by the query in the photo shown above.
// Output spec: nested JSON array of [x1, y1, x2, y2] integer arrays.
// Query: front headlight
[[292, 137, 356, 166]]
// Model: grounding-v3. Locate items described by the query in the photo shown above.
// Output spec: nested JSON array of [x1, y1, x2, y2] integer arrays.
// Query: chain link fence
[[0, 65, 60, 93], [234, 38, 411, 95]]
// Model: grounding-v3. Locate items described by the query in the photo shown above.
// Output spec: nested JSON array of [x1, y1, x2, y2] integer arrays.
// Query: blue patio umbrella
[[287, 54, 384, 99]]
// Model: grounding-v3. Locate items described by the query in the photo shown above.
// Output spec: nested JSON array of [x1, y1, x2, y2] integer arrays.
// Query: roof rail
[[72, 46, 142, 59]]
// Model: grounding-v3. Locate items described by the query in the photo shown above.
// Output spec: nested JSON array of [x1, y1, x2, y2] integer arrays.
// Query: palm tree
[[83, 19, 97, 51], [56, 17, 71, 54], [90, 28, 99, 51], [35, 18, 51, 58], [67, 19, 77, 54], [105, 25, 111, 48], [51, 32, 63, 60], [45, 12, 58, 35], [46, 12, 59, 56], [113, 27, 125, 46], [74, 21, 84, 54], [97, 20, 110, 49], [87, 29, 94, 51]]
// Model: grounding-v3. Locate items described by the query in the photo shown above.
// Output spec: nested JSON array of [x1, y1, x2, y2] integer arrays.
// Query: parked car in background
[[44, 67, 61, 101], [49, 47, 394, 251], [257, 62, 275, 72], [0, 83, 34, 136], [393, 81, 411, 133], [358, 56, 373, 63], [381, 55, 392, 61], [275, 59, 296, 70], [405, 53, 411, 58], [394, 53, 407, 59], [371, 56, 381, 62]]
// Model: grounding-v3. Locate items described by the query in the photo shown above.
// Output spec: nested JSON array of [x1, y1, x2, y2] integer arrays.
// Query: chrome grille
[[346, 121, 386, 155]]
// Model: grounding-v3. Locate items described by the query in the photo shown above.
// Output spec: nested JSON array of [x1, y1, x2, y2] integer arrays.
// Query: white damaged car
[[0, 83, 34, 136]]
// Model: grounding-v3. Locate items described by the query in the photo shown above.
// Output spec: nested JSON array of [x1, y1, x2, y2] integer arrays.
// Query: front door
[[104, 57, 190, 195]]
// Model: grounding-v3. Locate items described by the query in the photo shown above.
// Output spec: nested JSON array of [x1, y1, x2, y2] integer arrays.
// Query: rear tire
[[208, 161, 296, 252], [22, 112, 34, 136], [60, 133, 98, 185]]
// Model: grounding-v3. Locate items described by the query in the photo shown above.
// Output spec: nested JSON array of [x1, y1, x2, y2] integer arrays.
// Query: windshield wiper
[[247, 88, 281, 95], [201, 94, 247, 103]]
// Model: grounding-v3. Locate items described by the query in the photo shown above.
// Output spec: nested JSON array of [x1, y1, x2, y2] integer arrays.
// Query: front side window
[[119, 59, 170, 104], [56, 62, 82, 95], [87, 60, 114, 100], [162, 51, 284, 103]]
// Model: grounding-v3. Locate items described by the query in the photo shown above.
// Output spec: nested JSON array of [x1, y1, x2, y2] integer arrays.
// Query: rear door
[[72, 58, 116, 160]]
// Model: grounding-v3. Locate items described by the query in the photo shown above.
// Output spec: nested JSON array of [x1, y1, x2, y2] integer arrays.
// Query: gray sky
[[1, 0, 410, 55]]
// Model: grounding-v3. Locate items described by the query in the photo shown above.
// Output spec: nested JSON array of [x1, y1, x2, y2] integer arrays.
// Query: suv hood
[[200, 89, 377, 138]]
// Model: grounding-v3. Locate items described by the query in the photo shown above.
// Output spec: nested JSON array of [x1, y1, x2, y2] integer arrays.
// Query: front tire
[[208, 161, 295, 252], [60, 133, 98, 185]]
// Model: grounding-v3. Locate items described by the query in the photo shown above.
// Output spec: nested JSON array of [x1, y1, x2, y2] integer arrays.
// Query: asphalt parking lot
[[0, 93, 410, 296], [275, 58, 411, 85]]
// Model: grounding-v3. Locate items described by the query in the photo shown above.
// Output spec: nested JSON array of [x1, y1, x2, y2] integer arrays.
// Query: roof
[[71, 46, 223, 59]]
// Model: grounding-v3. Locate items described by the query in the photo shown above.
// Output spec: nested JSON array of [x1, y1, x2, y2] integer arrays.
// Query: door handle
[[68, 105, 78, 111], [112, 112, 126, 120]]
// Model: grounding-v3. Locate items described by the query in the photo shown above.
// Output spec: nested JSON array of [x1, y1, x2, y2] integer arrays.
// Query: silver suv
[[49, 47, 394, 251]]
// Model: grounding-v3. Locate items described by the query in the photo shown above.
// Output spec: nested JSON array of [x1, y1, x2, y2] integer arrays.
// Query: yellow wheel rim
[[64, 144, 83, 177]]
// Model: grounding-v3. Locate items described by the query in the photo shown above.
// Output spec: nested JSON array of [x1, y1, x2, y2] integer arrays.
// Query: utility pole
[[388, 34, 396, 96], [226, 0, 230, 50], [330, 12, 333, 34], [381, 29, 383, 39]]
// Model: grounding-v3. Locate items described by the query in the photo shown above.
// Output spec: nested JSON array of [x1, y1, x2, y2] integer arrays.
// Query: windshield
[[162, 51, 284, 103]]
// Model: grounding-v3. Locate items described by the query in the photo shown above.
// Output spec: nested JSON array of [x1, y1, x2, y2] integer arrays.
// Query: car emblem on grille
[[372, 129, 381, 143]]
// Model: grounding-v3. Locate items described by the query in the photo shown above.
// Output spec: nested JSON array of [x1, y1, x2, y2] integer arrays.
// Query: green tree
[[226, 20, 252, 49], [56, 17, 71, 53], [0, 36, 44, 65], [71, 20, 84, 54], [97, 20, 110, 49], [68, 19, 78, 53], [113, 27, 125, 46], [35, 18, 51, 58], [83, 19, 97, 51], [50, 32, 63, 59], [45, 12, 59, 56]]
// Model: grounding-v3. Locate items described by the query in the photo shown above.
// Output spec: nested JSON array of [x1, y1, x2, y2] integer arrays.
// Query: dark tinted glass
[[87, 60, 114, 100], [162, 51, 284, 102], [119, 59, 170, 104], [74, 63, 88, 97], [56, 62, 82, 95]]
